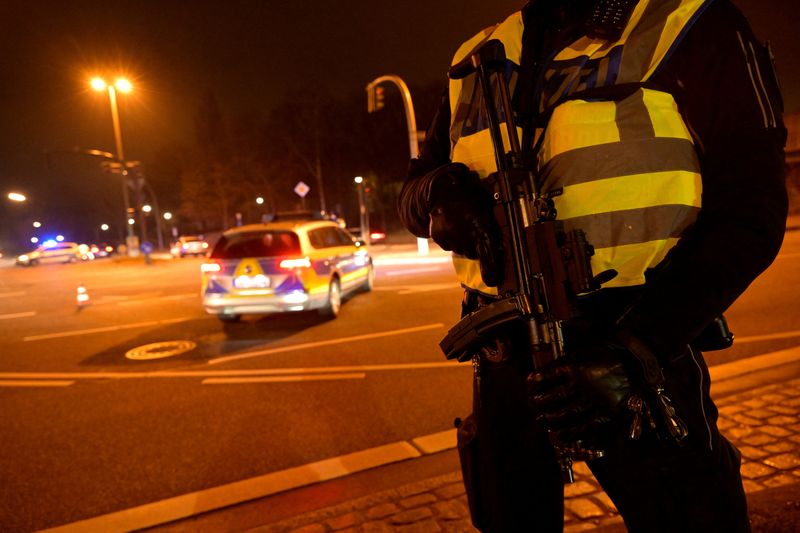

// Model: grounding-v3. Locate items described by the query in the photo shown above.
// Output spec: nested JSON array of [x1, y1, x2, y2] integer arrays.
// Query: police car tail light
[[279, 257, 311, 270], [201, 262, 221, 273]]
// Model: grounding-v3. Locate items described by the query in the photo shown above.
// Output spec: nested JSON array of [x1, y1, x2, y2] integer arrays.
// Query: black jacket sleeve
[[397, 87, 453, 238], [617, 0, 788, 357]]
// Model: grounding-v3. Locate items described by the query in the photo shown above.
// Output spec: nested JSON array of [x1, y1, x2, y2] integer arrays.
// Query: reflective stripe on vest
[[448, 0, 708, 295], [540, 88, 701, 288]]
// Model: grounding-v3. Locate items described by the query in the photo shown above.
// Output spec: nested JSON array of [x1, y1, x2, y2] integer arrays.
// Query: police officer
[[398, 0, 788, 531]]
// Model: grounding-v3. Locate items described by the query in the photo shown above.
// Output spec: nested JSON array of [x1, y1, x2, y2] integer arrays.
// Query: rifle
[[440, 39, 616, 482]]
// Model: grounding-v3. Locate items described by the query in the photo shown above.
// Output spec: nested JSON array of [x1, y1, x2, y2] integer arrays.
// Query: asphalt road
[[0, 231, 798, 531]]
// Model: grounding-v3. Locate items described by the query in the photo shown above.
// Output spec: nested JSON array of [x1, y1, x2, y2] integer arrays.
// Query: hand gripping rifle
[[440, 40, 617, 483]]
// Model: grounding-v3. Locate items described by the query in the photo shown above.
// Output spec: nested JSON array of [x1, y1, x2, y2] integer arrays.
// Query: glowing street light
[[142, 204, 152, 213], [31, 237, 39, 244], [56, 235, 64, 242], [100, 223, 109, 231], [33, 221, 42, 228], [7, 192, 26, 202], [256, 196, 264, 205], [128, 218, 135, 225], [91, 75, 134, 242], [163, 212, 172, 221]]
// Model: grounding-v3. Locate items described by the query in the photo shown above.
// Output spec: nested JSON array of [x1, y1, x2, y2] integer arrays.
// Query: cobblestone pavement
[[249, 378, 800, 533]]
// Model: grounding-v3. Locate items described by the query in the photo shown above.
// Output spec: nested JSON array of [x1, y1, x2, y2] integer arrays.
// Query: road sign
[[294, 181, 310, 198]]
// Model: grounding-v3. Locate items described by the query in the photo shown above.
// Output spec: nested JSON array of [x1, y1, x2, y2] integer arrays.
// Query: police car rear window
[[210, 231, 301, 259]]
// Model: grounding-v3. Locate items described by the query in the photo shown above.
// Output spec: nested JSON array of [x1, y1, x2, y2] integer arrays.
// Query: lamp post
[[354, 176, 369, 245], [90, 76, 135, 249]]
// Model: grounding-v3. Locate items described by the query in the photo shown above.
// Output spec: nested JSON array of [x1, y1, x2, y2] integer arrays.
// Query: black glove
[[526, 342, 635, 447], [427, 163, 503, 286]]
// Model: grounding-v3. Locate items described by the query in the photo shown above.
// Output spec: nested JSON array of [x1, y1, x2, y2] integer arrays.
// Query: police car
[[201, 220, 374, 322]]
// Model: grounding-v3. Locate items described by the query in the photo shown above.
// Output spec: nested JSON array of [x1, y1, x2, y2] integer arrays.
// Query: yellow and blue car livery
[[201, 220, 373, 320]]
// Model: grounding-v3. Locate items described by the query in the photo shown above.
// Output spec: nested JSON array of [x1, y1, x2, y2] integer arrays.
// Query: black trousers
[[460, 344, 750, 533]]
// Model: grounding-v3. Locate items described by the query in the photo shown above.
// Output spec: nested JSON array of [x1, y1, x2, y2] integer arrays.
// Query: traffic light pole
[[365, 75, 419, 159], [366, 75, 428, 253]]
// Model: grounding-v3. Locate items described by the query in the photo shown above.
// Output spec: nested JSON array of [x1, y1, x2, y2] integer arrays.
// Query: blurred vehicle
[[90, 243, 116, 258], [348, 227, 386, 245], [201, 219, 374, 322], [171, 235, 209, 258], [15, 241, 93, 266]]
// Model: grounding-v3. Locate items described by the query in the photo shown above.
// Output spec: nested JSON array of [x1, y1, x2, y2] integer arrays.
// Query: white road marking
[[202, 373, 366, 384], [0, 380, 74, 387], [0, 311, 36, 320], [373, 256, 451, 266], [0, 361, 463, 381], [41, 441, 422, 533], [735, 330, 800, 343], [373, 283, 458, 294], [0, 291, 26, 299], [23, 316, 202, 342], [116, 293, 198, 306], [207, 323, 446, 365], [384, 267, 444, 276]]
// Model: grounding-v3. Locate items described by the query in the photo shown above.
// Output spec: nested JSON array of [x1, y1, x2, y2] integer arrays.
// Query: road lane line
[[41, 441, 421, 533], [116, 293, 198, 306], [385, 267, 445, 276], [0, 380, 74, 387], [22, 316, 203, 341], [735, 330, 800, 343], [373, 256, 451, 266], [0, 291, 26, 299], [0, 361, 462, 381], [0, 311, 36, 320], [373, 282, 458, 292], [207, 323, 446, 365], [202, 372, 366, 384]]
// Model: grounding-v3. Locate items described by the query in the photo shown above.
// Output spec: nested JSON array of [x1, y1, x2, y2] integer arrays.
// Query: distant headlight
[[18, 254, 29, 262]]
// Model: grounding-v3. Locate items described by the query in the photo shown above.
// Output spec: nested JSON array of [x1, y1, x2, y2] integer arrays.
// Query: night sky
[[1, 0, 798, 248]]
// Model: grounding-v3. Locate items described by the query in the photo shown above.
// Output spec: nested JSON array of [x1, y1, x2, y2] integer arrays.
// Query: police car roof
[[223, 220, 338, 235]]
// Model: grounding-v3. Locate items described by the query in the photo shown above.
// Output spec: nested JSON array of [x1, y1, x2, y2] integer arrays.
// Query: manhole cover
[[126, 340, 197, 360]]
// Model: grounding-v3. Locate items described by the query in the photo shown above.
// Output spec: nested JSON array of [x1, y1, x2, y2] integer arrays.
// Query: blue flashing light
[[42, 239, 58, 249]]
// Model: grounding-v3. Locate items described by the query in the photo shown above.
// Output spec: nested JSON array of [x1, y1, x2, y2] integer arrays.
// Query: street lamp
[[90, 76, 135, 246], [7, 192, 26, 202], [354, 176, 369, 245]]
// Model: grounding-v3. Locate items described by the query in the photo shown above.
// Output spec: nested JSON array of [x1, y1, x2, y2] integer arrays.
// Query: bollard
[[76, 284, 90, 309]]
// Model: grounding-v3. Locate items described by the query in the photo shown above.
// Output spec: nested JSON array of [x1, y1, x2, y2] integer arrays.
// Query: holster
[[691, 315, 734, 352]]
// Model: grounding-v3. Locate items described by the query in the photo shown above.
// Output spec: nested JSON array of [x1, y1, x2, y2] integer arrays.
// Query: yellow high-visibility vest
[[449, 0, 709, 295]]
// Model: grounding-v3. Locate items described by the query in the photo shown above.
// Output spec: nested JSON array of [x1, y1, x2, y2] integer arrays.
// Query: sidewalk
[[148, 348, 800, 533]]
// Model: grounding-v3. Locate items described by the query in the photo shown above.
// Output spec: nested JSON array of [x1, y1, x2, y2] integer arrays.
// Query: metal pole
[[366, 75, 419, 158], [357, 180, 368, 245], [366, 75, 424, 252], [144, 182, 165, 251], [107, 86, 134, 241]]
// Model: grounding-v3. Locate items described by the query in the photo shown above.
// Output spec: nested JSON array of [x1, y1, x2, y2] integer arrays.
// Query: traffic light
[[367, 85, 385, 113]]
